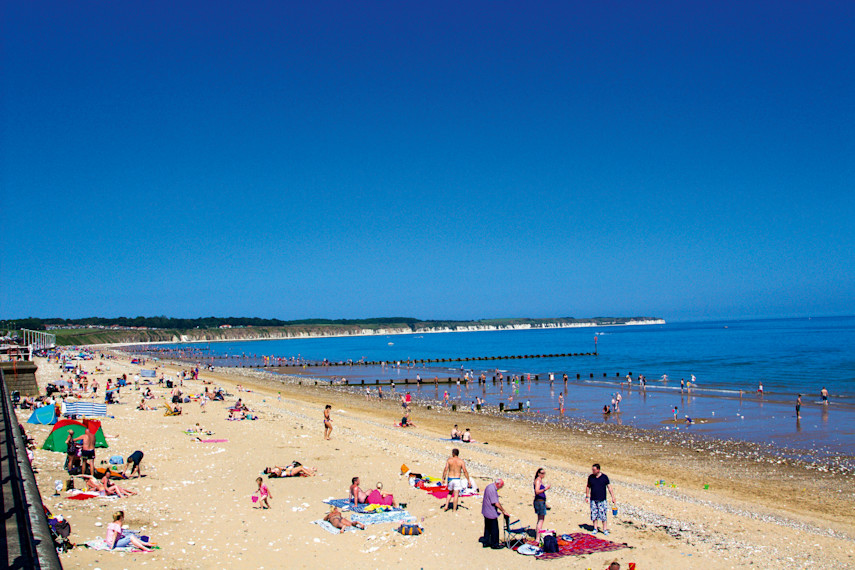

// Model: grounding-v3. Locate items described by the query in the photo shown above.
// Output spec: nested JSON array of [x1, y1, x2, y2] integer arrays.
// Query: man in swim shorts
[[75, 425, 96, 476], [442, 448, 470, 512]]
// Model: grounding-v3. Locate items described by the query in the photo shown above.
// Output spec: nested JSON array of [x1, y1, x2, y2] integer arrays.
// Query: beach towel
[[323, 498, 402, 514], [84, 537, 156, 552], [351, 510, 416, 525], [66, 491, 100, 501], [312, 519, 358, 534], [519, 533, 629, 560]]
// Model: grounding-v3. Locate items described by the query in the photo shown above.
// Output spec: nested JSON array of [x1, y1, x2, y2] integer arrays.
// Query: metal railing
[[0, 368, 63, 569]]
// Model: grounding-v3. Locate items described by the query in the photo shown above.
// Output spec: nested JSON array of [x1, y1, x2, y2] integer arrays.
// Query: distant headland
[[1, 316, 665, 346]]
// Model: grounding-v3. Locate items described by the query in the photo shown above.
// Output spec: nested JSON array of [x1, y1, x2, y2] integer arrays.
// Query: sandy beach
[[19, 353, 855, 569]]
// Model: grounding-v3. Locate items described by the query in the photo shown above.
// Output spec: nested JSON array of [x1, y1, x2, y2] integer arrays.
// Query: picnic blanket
[[525, 533, 630, 560], [351, 510, 416, 525], [312, 519, 359, 534]]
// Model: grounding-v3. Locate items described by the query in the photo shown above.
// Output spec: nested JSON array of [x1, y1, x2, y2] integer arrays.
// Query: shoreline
[[24, 350, 855, 569]]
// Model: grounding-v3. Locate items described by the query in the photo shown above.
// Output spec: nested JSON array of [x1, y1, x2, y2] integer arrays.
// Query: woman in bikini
[[264, 462, 316, 477], [324, 507, 365, 532], [323, 405, 333, 440]]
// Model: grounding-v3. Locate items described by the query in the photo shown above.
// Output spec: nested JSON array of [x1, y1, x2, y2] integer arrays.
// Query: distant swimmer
[[821, 387, 829, 404], [662, 374, 668, 383], [796, 394, 802, 419]]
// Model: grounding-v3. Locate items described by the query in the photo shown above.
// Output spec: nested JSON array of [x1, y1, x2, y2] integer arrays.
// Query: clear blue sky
[[2, 1, 853, 322]]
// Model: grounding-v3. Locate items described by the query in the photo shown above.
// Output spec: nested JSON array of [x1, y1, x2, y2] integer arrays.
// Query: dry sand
[[19, 354, 855, 569]]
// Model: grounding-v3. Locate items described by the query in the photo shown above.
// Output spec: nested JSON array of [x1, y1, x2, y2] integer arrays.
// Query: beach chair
[[164, 403, 181, 416], [503, 516, 531, 550]]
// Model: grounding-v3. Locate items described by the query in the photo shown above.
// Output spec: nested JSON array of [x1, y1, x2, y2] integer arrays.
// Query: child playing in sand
[[253, 476, 271, 509]]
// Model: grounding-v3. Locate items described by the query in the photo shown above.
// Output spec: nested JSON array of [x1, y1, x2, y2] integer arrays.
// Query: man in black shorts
[[124, 450, 144, 478]]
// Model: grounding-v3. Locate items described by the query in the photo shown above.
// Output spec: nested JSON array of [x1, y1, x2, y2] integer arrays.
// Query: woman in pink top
[[106, 511, 155, 550], [366, 482, 398, 507]]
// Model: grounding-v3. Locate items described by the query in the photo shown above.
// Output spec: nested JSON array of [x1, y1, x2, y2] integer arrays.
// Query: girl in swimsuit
[[254, 476, 271, 508], [324, 405, 333, 440]]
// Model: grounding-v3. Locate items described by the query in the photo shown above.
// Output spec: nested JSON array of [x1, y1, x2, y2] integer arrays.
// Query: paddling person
[[821, 387, 829, 404], [442, 448, 470, 512], [757, 382, 764, 396], [323, 405, 333, 440], [558, 392, 565, 414], [585, 463, 616, 536], [796, 394, 802, 419]]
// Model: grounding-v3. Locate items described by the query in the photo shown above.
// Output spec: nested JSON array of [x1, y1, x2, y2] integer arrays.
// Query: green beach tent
[[42, 421, 108, 452], [27, 406, 58, 425]]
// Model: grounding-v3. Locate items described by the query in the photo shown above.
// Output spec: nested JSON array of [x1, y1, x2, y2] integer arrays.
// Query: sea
[[145, 316, 855, 454]]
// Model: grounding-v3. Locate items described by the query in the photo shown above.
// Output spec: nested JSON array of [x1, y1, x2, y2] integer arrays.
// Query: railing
[[0, 368, 63, 569]]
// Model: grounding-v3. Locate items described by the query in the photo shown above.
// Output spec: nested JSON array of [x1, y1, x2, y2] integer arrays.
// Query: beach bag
[[542, 534, 559, 553], [517, 543, 542, 556], [397, 524, 423, 536], [109, 455, 124, 465]]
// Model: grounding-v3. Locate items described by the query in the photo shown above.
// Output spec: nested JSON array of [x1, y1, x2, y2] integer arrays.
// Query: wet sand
[[21, 353, 855, 569]]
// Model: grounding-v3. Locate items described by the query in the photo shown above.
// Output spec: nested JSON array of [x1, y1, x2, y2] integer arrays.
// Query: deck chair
[[503, 516, 531, 549], [164, 403, 181, 416]]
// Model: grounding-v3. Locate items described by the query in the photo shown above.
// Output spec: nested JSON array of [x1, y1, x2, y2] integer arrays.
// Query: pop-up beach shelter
[[42, 420, 108, 451], [27, 406, 58, 425]]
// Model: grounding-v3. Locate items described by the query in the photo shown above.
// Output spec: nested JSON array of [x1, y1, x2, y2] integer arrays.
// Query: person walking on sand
[[586, 463, 616, 535], [533, 467, 551, 539], [323, 405, 333, 440], [253, 476, 271, 509], [796, 394, 802, 419], [442, 448, 470, 512]]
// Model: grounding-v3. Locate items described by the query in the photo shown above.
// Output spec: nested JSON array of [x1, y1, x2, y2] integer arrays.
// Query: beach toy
[[612, 506, 618, 516], [251, 495, 259, 503], [659, 479, 665, 486], [671, 483, 676, 488], [703, 484, 710, 490]]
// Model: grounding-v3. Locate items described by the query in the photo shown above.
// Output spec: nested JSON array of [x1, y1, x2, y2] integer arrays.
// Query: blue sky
[[2, 1, 853, 322]]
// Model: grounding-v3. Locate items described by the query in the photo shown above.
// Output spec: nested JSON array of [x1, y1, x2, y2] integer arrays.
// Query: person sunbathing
[[81, 475, 137, 498], [264, 462, 315, 478], [137, 399, 153, 411], [350, 476, 368, 504], [324, 507, 365, 532], [462, 429, 472, 443], [365, 482, 398, 507]]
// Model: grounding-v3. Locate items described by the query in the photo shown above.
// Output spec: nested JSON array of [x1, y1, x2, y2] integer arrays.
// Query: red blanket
[[531, 533, 629, 560]]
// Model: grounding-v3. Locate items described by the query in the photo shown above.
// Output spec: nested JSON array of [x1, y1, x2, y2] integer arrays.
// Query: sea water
[[152, 316, 855, 452]]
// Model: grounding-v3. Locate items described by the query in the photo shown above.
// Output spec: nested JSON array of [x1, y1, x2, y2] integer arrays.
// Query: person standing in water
[[821, 387, 829, 404], [323, 405, 333, 440], [796, 394, 802, 419]]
